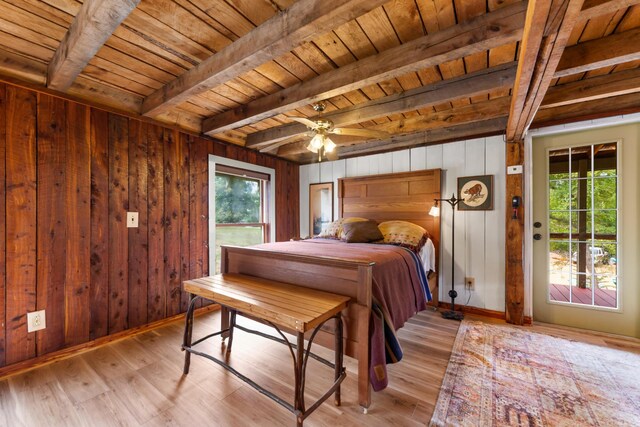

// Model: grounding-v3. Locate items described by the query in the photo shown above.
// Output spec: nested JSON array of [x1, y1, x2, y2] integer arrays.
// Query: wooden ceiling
[[0, 0, 639, 164]]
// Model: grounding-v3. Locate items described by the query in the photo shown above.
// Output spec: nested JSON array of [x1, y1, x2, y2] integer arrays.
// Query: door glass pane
[[547, 143, 618, 309], [215, 171, 267, 273]]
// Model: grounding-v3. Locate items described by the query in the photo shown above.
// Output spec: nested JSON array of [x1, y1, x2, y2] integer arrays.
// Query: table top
[[183, 273, 350, 332]]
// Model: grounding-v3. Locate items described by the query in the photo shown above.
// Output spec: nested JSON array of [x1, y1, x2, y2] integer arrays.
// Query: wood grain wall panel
[[89, 109, 110, 340], [5, 86, 37, 365], [0, 83, 5, 367], [108, 114, 129, 333], [127, 119, 148, 328], [0, 81, 300, 371], [179, 133, 191, 312], [164, 129, 182, 317], [146, 123, 165, 322], [36, 94, 66, 354], [65, 101, 91, 345]]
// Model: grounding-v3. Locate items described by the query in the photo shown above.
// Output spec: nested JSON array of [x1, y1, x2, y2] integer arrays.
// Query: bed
[[219, 169, 441, 410]]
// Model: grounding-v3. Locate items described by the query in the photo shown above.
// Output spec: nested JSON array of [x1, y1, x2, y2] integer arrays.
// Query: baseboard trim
[[0, 304, 220, 379], [437, 302, 505, 320]]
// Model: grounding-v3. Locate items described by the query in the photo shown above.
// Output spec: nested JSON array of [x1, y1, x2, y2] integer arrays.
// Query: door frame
[[525, 113, 640, 320]]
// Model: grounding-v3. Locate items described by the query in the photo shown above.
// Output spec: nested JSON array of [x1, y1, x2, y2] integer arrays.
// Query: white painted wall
[[299, 136, 507, 312]]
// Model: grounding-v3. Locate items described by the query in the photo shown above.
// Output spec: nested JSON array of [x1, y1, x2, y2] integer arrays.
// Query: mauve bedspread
[[252, 239, 430, 391]]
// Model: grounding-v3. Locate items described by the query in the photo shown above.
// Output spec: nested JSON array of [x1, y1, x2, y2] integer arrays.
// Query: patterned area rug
[[430, 320, 640, 426]]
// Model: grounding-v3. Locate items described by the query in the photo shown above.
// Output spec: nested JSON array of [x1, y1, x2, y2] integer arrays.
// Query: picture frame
[[457, 175, 494, 211], [309, 182, 334, 235]]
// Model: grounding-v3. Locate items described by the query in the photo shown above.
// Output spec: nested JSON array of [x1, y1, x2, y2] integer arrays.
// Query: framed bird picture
[[457, 175, 494, 211]]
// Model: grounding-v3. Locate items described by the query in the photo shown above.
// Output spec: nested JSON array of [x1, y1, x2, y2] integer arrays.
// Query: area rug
[[430, 320, 640, 426]]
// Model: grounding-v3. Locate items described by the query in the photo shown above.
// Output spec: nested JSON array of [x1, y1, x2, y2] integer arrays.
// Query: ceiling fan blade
[[330, 127, 388, 138], [290, 117, 320, 129]]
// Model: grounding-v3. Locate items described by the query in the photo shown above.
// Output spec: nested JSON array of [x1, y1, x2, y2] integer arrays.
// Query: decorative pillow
[[378, 220, 428, 253], [341, 220, 383, 243], [316, 217, 367, 239]]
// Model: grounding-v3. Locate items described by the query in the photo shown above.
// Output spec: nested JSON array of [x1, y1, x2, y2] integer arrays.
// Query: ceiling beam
[[202, 2, 527, 136], [292, 118, 508, 162], [246, 62, 517, 148], [579, 0, 640, 22], [506, 0, 585, 142], [278, 97, 511, 157], [534, 91, 640, 126], [542, 67, 640, 108], [140, 0, 389, 117], [554, 27, 640, 78], [47, 0, 140, 92]]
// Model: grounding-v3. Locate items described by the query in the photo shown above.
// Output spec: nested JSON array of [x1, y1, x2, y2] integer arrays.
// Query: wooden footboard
[[221, 245, 374, 409]]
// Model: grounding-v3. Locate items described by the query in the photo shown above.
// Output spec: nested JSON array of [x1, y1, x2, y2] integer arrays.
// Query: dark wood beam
[[141, 0, 389, 117], [505, 139, 525, 325], [202, 2, 527, 136], [246, 63, 517, 148], [579, 0, 640, 22], [278, 97, 511, 156], [533, 91, 640, 126], [554, 27, 640, 78], [291, 118, 508, 162], [506, 0, 585, 142], [542, 67, 640, 109], [47, 0, 140, 91]]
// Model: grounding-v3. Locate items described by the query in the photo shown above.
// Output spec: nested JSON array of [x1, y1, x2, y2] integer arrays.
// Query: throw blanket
[[253, 239, 431, 391]]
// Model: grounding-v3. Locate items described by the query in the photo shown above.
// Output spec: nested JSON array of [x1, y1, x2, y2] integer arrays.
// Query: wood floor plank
[[1, 309, 638, 426]]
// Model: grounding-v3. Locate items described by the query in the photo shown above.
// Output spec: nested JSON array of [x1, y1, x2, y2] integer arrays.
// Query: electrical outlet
[[27, 310, 46, 333], [465, 277, 475, 290]]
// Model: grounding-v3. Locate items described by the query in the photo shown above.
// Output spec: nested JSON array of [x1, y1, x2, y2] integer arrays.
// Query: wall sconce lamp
[[430, 194, 465, 321]]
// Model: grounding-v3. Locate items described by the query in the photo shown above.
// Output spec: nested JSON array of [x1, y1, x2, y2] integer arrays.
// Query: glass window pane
[[590, 210, 617, 237], [590, 177, 617, 210], [215, 225, 264, 273], [571, 273, 593, 305], [215, 173, 261, 224], [594, 275, 617, 308], [549, 179, 572, 211]]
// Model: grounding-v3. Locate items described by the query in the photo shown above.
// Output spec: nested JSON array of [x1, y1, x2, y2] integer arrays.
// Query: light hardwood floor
[[1, 309, 639, 426]]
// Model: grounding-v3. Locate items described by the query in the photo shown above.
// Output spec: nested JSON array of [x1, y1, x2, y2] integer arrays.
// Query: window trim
[[209, 155, 276, 274]]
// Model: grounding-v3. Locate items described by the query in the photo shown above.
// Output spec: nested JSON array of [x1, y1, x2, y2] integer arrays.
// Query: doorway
[[531, 123, 640, 337]]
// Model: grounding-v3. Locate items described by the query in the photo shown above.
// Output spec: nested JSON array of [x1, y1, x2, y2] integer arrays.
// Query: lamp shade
[[310, 133, 324, 150], [324, 136, 336, 153], [429, 204, 440, 217]]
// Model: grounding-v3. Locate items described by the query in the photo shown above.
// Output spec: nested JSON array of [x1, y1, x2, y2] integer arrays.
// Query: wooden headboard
[[337, 169, 441, 304]]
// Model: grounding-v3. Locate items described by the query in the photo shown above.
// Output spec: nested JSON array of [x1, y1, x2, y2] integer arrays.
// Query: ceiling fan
[[290, 103, 389, 161]]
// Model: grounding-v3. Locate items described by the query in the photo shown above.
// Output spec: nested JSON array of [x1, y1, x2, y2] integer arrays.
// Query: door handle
[[533, 234, 542, 240]]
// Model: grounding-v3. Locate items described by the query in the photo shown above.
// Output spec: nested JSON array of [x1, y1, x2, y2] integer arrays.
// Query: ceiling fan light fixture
[[323, 136, 336, 153], [310, 133, 325, 150], [306, 141, 318, 153]]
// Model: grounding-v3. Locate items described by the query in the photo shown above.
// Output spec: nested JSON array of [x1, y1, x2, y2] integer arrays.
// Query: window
[[213, 164, 271, 273], [547, 142, 618, 309]]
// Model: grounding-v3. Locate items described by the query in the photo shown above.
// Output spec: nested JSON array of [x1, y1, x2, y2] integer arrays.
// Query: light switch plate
[[507, 165, 523, 175], [127, 212, 139, 228], [27, 310, 46, 333]]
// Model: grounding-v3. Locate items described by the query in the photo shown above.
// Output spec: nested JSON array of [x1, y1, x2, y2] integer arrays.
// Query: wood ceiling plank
[[0, 1, 67, 39], [555, 22, 640, 76], [141, 0, 389, 117], [187, 0, 255, 38], [47, 0, 140, 91], [137, 0, 232, 53], [356, 6, 399, 53], [172, 0, 242, 42], [204, 2, 527, 135], [0, 16, 60, 50], [246, 62, 517, 147], [3, 0, 74, 27], [541, 67, 640, 107], [0, 30, 55, 62]]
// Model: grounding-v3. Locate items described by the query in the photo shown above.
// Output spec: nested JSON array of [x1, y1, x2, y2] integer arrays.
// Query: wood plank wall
[[0, 82, 299, 369]]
